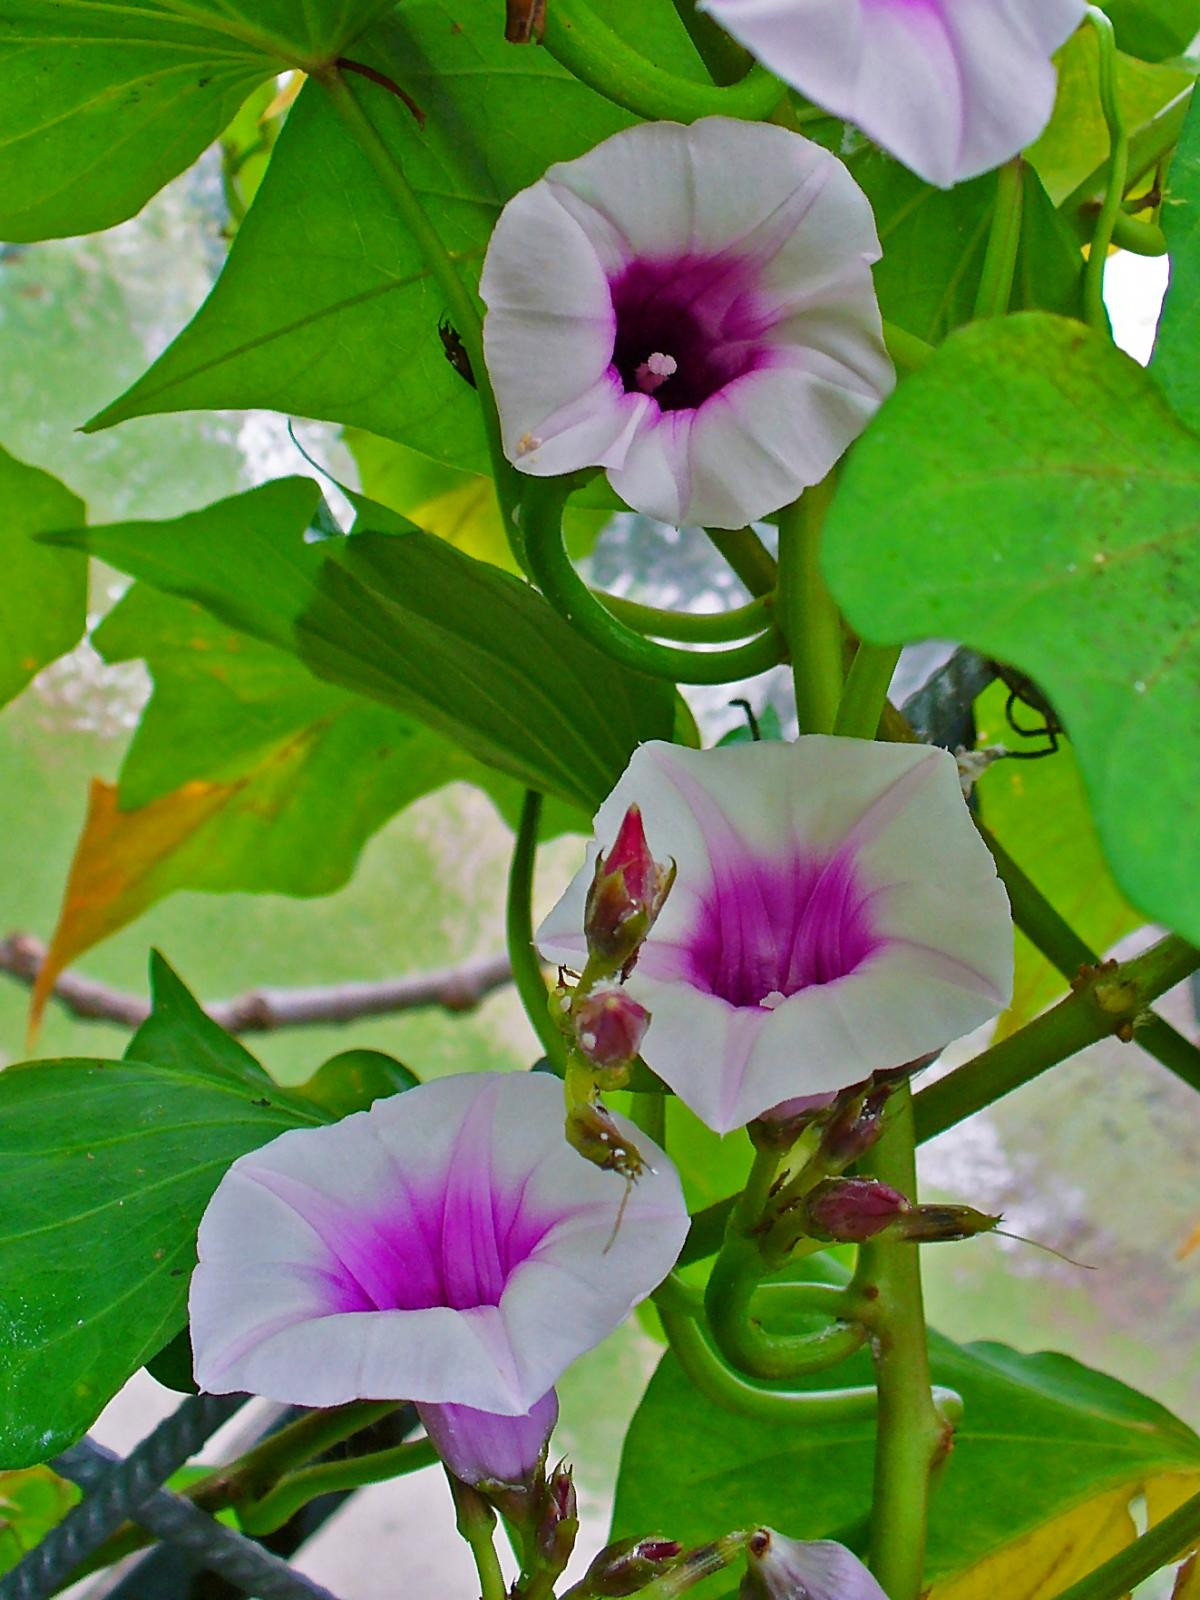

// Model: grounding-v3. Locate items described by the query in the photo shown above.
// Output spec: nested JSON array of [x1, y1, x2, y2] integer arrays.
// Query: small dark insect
[[993, 663, 1063, 759], [251, 1096, 272, 1108], [438, 317, 476, 388]]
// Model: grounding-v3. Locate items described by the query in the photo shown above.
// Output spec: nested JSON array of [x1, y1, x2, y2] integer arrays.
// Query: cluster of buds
[[801, 1177, 1001, 1246]]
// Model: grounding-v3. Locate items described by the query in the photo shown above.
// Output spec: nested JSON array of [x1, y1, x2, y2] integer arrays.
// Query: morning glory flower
[[480, 117, 892, 528], [190, 1073, 687, 1484], [539, 739, 1013, 1135], [699, 0, 1085, 188]]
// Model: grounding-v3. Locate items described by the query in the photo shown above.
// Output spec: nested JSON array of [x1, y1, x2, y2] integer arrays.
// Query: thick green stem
[[541, 0, 783, 121], [974, 158, 1025, 319], [835, 643, 902, 740], [597, 589, 774, 644], [979, 823, 1200, 1094], [523, 479, 785, 683], [317, 66, 526, 568], [1050, 1487, 1200, 1600], [240, 1439, 438, 1535], [850, 1085, 944, 1600], [914, 933, 1200, 1142], [670, 0, 754, 81], [508, 791, 567, 1070], [1082, 7, 1130, 334], [704, 527, 779, 597], [778, 479, 842, 734]]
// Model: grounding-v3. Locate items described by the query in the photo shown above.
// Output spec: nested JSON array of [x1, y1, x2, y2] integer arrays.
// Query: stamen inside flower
[[609, 253, 773, 412], [681, 848, 881, 1009], [634, 352, 678, 394]]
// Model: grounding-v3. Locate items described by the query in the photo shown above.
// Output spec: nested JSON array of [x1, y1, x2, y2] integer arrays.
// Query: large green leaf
[[0, 963, 325, 1467], [48, 478, 674, 812], [614, 1330, 1200, 1597], [823, 313, 1200, 945], [0, 1, 394, 242], [0, 446, 86, 710], [1155, 86, 1200, 428], [85, 0, 642, 467], [1102, 0, 1200, 61]]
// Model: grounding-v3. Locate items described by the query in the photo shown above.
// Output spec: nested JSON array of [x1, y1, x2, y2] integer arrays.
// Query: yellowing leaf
[[0, 1468, 80, 1574], [929, 1488, 1136, 1600], [1174, 1553, 1200, 1599]]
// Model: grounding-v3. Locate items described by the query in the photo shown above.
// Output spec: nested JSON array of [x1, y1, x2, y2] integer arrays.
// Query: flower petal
[[191, 1073, 687, 1413], [417, 1390, 558, 1488], [700, 0, 1085, 187]]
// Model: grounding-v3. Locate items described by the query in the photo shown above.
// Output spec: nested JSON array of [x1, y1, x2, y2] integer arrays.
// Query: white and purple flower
[[741, 1528, 889, 1599], [480, 117, 892, 529], [190, 1073, 687, 1485], [539, 739, 1013, 1135], [700, 0, 1085, 188]]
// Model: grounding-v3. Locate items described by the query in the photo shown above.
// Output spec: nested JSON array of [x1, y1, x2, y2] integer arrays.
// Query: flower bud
[[417, 1390, 558, 1491], [740, 1530, 888, 1600], [577, 1535, 683, 1596], [566, 1098, 645, 1179], [802, 1178, 909, 1243], [535, 1461, 579, 1573], [817, 1084, 891, 1168], [574, 987, 651, 1070], [584, 805, 675, 973], [753, 1091, 840, 1147]]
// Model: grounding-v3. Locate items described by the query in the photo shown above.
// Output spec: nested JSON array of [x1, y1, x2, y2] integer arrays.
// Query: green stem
[[317, 66, 526, 569], [240, 1439, 438, 1535], [597, 589, 774, 644], [1060, 87, 1190, 244], [704, 1148, 867, 1379], [979, 823, 1200, 1094], [914, 933, 1200, 1142], [522, 479, 786, 684], [1109, 209, 1168, 254], [634, 1532, 750, 1599], [778, 479, 842, 734], [882, 321, 936, 373], [704, 527, 779, 597], [631, 1089, 667, 1147], [1050, 1487, 1200, 1600], [507, 791, 567, 1070], [1082, 6, 1130, 334], [850, 1084, 944, 1600], [973, 158, 1025, 320], [541, 0, 783, 121], [669, 0, 753, 82], [658, 1301, 878, 1423], [451, 1478, 509, 1600], [835, 643, 902, 740]]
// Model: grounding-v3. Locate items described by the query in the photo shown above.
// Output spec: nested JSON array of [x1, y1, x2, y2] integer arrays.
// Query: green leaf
[[85, 0, 636, 467], [1028, 27, 1194, 204], [973, 683, 1142, 1036], [127, 951, 271, 1090], [144, 1327, 200, 1396], [0, 1, 394, 242], [1154, 86, 1200, 428], [1101, 0, 1200, 61], [0, 446, 86, 710], [0, 1468, 80, 1574], [614, 1331, 1200, 1596], [0, 1049, 323, 1466], [823, 313, 1200, 945], [49, 479, 675, 813], [293, 1048, 420, 1119]]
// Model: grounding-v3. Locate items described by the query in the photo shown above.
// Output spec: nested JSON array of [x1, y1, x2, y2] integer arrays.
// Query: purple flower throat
[[683, 847, 881, 1009], [609, 251, 774, 411]]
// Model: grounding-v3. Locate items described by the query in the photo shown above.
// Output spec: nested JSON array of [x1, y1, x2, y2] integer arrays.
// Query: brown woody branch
[[0, 933, 513, 1035]]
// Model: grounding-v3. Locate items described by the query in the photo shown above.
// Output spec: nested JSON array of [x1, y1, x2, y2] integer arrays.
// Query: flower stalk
[[1082, 5, 1130, 334], [778, 480, 843, 735], [508, 790, 569, 1070]]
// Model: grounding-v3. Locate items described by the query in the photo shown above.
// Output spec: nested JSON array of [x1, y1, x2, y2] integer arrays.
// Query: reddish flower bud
[[741, 1530, 887, 1600], [802, 1178, 909, 1243], [578, 1535, 683, 1596], [574, 987, 651, 1070], [584, 805, 675, 973], [818, 1083, 891, 1167]]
